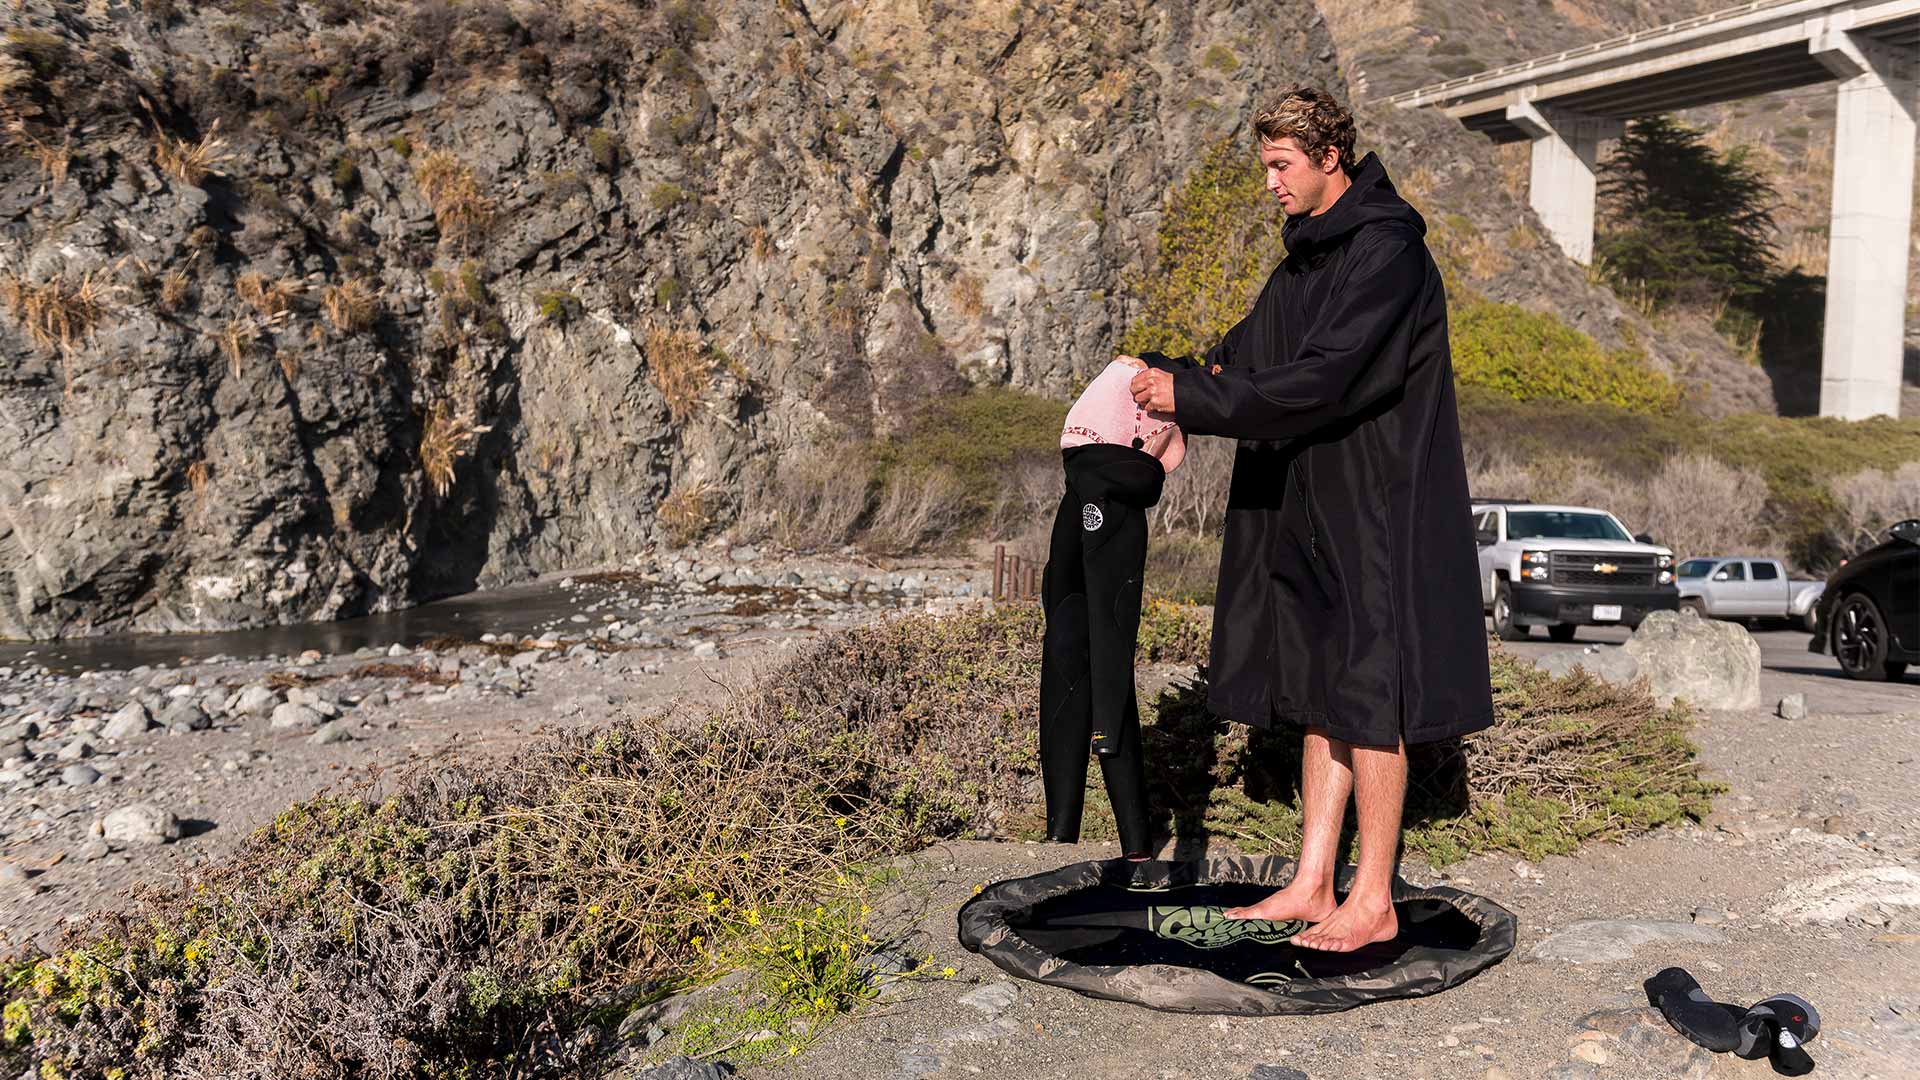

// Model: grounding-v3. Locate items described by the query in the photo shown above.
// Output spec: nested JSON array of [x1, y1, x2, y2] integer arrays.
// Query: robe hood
[[1280, 151, 1426, 262]]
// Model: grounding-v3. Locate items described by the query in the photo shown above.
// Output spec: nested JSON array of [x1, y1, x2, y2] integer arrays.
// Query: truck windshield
[[1677, 559, 1717, 578], [1506, 512, 1633, 542]]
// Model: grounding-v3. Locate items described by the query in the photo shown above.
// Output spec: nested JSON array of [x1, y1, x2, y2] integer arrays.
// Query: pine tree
[[1595, 116, 1780, 313]]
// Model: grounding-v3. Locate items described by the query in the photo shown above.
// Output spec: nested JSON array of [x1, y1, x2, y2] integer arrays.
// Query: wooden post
[[992, 544, 1005, 601]]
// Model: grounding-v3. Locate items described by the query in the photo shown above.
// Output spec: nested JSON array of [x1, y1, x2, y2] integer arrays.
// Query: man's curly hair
[[1251, 85, 1359, 174]]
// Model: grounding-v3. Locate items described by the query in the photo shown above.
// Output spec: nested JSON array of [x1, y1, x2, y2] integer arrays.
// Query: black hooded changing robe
[[1143, 152, 1492, 746]]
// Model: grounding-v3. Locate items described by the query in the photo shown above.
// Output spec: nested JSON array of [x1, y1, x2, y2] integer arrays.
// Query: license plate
[[1593, 605, 1622, 622]]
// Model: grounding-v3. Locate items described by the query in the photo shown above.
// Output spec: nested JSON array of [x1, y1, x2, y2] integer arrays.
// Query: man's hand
[[1130, 367, 1175, 413]]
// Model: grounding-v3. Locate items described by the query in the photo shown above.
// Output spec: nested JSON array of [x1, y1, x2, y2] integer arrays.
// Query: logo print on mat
[[1081, 503, 1104, 531], [1147, 906, 1307, 950]]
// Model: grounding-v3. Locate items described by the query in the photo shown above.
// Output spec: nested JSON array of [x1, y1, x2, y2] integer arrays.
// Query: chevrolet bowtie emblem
[[1593, 563, 1618, 573]]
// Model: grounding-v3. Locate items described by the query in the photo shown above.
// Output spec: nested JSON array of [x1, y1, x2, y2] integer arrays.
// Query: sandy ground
[[3, 580, 1916, 1080]]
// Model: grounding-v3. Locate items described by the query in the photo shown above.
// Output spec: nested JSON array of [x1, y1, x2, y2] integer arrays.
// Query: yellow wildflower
[[941, 966, 956, 978]]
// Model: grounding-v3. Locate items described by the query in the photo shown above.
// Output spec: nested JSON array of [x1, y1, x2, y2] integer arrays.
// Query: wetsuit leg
[[1080, 489, 1152, 858], [1040, 488, 1094, 844]]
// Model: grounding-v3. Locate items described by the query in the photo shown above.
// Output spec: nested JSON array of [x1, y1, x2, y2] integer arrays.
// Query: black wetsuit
[[1040, 442, 1163, 858]]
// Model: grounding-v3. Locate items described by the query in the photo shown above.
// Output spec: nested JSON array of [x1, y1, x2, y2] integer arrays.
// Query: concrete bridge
[[1390, 0, 1918, 419]]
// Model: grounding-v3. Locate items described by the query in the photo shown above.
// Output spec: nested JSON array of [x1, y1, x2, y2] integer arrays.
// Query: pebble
[[61, 763, 100, 787], [1250, 1068, 1309, 1080], [103, 701, 155, 740], [102, 804, 181, 845], [269, 703, 325, 731], [57, 737, 96, 761], [233, 685, 281, 716], [309, 723, 353, 746], [1777, 692, 1807, 720], [79, 839, 110, 862]]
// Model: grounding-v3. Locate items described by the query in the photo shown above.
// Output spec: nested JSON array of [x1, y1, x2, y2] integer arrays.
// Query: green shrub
[[649, 182, 686, 212], [1120, 134, 1284, 358], [874, 386, 1065, 526], [585, 127, 619, 172], [330, 152, 357, 189], [388, 133, 412, 157], [1449, 301, 1681, 414]]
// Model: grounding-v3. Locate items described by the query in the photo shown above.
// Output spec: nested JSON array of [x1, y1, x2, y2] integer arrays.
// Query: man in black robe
[[1124, 86, 1493, 952]]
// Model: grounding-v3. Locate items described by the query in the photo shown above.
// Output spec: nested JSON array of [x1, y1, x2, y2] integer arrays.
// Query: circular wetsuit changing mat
[[958, 856, 1516, 1015]]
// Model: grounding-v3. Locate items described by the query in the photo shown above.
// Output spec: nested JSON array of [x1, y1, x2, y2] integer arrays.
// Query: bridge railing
[[1386, 0, 1817, 103]]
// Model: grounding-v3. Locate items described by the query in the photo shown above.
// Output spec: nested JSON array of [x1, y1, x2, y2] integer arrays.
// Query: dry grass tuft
[[152, 117, 232, 186], [645, 318, 709, 422], [419, 401, 491, 497], [321, 276, 380, 333], [235, 271, 300, 317], [0, 267, 111, 354], [658, 481, 716, 547], [215, 317, 259, 378], [8, 121, 70, 189], [157, 267, 193, 313], [412, 148, 494, 247]]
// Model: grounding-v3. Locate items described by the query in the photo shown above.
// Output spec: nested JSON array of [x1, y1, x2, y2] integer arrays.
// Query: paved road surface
[[1492, 619, 1920, 715]]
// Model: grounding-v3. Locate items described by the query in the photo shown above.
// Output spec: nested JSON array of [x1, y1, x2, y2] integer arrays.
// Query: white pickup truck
[[1676, 556, 1825, 630], [1473, 501, 1679, 642]]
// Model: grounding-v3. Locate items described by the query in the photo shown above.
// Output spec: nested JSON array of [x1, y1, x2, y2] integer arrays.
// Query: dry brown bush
[[157, 268, 193, 313], [645, 318, 709, 422], [419, 402, 490, 497], [321, 277, 380, 333], [412, 148, 493, 247], [1150, 435, 1234, 536], [8, 121, 69, 189], [1830, 461, 1920, 553], [862, 465, 968, 554], [986, 456, 1062, 540], [758, 447, 873, 551], [152, 118, 232, 186], [0, 267, 111, 353], [1639, 453, 1769, 560]]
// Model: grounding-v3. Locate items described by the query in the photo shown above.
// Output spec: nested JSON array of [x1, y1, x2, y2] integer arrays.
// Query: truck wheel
[[1802, 607, 1819, 633], [1680, 598, 1708, 618], [1830, 592, 1892, 681], [1492, 581, 1529, 641], [1547, 624, 1578, 644]]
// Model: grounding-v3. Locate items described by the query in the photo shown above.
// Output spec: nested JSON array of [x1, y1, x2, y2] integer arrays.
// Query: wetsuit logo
[[1147, 906, 1307, 950], [1081, 503, 1104, 531]]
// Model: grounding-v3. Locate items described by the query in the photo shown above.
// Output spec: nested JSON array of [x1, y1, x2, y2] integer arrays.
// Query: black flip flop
[[1644, 967, 1748, 1052], [1736, 993, 1820, 1076]]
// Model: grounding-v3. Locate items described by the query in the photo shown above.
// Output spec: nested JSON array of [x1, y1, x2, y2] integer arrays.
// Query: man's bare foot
[[1223, 878, 1337, 922], [1293, 893, 1398, 952]]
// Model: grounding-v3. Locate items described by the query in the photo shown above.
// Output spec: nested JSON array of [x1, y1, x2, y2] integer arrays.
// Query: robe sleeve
[[1169, 231, 1425, 441], [1137, 309, 1249, 374]]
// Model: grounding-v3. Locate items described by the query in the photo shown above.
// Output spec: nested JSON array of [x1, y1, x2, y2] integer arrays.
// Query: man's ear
[[1320, 147, 1341, 174]]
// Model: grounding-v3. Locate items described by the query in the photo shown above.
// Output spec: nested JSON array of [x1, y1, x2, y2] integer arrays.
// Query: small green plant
[[648, 182, 686, 212], [586, 128, 619, 172], [388, 133, 412, 157], [331, 153, 357, 189], [653, 276, 684, 308], [536, 289, 583, 326], [1202, 43, 1238, 72]]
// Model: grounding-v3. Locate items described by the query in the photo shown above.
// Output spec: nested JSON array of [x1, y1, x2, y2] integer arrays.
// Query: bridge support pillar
[[1811, 30, 1915, 419], [1506, 101, 1622, 266]]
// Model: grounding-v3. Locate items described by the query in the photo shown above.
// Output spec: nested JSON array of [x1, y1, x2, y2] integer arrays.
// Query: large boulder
[[1620, 610, 1762, 709], [1535, 645, 1642, 686]]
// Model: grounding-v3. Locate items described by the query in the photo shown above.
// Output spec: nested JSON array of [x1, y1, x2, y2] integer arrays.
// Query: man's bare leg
[[1224, 727, 1347, 922], [1294, 738, 1404, 951]]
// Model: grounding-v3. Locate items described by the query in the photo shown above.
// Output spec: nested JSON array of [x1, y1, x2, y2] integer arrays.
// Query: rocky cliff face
[[0, 0, 1339, 639], [1, 0, 1783, 640]]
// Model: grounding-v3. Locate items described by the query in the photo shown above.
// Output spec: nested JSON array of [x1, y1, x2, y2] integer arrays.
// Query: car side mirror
[[1892, 519, 1920, 546], [1474, 529, 1496, 546], [1712, 571, 1729, 581], [1634, 532, 1653, 544]]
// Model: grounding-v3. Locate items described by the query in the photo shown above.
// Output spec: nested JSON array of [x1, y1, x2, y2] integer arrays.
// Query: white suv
[[1471, 501, 1679, 642]]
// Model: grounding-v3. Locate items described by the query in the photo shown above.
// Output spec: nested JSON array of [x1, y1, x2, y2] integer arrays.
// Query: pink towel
[[1061, 360, 1185, 473]]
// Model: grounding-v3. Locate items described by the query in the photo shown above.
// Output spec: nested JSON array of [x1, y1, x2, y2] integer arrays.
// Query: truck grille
[[1549, 551, 1659, 588]]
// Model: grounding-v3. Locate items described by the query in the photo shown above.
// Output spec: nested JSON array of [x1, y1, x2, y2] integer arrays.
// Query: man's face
[[1259, 137, 1335, 216]]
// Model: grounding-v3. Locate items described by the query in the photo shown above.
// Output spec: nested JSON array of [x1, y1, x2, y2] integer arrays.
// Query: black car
[[1809, 519, 1920, 681]]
